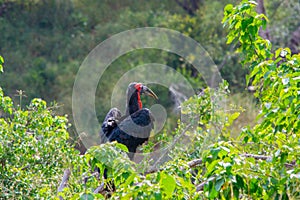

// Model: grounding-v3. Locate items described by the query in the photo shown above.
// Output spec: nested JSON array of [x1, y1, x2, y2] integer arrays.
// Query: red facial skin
[[134, 83, 143, 109]]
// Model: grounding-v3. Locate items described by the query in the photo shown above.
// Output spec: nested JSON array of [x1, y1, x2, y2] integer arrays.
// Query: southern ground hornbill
[[100, 82, 158, 160]]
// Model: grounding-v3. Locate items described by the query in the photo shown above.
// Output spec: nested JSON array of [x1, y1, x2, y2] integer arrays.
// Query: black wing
[[100, 108, 122, 143], [108, 108, 154, 157]]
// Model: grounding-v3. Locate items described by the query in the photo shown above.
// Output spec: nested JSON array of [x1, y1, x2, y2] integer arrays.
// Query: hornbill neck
[[125, 90, 142, 116]]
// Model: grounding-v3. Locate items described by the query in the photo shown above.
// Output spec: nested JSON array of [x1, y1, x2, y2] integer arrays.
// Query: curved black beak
[[142, 86, 158, 100]]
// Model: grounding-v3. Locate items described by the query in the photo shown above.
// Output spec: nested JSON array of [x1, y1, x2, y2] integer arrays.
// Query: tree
[[256, 0, 270, 40], [174, 0, 202, 16]]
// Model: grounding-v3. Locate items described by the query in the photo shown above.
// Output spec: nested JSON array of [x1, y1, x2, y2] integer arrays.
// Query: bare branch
[[241, 153, 296, 169], [196, 176, 216, 192], [241, 153, 269, 160], [187, 158, 203, 168], [94, 183, 105, 194], [256, 0, 271, 40], [57, 169, 71, 200], [83, 172, 99, 184], [146, 153, 296, 178], [289, 26, 300, 54]]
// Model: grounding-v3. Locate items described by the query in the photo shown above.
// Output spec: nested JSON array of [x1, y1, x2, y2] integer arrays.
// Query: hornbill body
[[100, 82, 158, 159]]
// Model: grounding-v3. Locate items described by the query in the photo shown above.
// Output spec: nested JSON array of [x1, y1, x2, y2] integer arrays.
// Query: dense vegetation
[[1, 0, 299, 128], [0, 0, 299, 199]]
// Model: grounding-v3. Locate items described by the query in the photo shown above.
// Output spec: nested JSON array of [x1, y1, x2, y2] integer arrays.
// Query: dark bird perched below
[[100, 82, 158, 160]]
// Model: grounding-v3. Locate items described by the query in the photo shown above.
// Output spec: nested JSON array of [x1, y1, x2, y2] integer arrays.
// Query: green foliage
[[0, 55, 3, 73], [0, 0, 246, 130], [1, 0, 294, 150], [0, 0, 299, 199], [0, 84, 79, 199], [221, 0, 300, 198], [223, 0, 272, 64], [265, 0, 300, 51]]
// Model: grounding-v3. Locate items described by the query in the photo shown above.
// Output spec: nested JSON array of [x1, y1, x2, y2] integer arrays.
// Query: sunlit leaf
[[160, 172, 176, 198]]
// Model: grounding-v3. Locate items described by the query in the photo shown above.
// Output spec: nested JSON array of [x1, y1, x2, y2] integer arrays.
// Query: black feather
[[107, 108, 154, 156], [100, 108, 121, 143], [100, 83, 155, 160]]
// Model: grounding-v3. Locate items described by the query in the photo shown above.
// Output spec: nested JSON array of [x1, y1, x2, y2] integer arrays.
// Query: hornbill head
[[126, 82, 158, 115]]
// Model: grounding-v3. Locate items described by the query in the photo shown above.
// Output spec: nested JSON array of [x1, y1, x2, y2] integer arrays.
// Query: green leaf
[[0, 56, 3, 73], [249, 65, 260, 79], [250, 178, 259, 193], [123, 173, 136, 187], [262, 19, 267, 30], [248, 1, 258, 5], [282, 78, 289, 85], [233, 185, 240, 199], [115, 143, 129, 153], [280, 152, 288, 165], [236, 174, 244, 189], [248, 25, 257, 36], [160, 172, 176, 198], [274, 149, 280, 157], [211, 147, 221, 159], [215, 178, 225, 191], [240, 3, 251, 12], [246, 74, 250, 85], [224, 4, 233, 14], [275, 48, 283, 58], [209, 184, 218, 199], [154, 192, 162, 200], [228, 112, 240, 124], [80, 193, 94, 200], [206, 160, 219, 176], [227, 35, 235, 44]]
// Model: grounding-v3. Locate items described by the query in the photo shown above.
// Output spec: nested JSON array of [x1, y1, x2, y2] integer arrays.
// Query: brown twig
[[94, 183, 105, 194], [241, 153, 269, 160], [196, 176, 216, 192], [145, 152, 297, 193], [83, 172, 106, 194], [57, 169, 71, 200], [83, 172, 99, 184], [241, 153, 296, 169], [187, 158, 203, 168]]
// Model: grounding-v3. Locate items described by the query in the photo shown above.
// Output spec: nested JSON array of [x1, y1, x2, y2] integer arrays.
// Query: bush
[[0, 56, 79, 199]]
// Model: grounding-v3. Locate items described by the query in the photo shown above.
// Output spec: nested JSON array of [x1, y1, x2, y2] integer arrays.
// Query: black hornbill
[[100, 82, 158, 159]]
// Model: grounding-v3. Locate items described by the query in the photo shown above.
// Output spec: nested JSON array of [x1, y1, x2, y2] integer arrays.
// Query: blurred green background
[[0, 0, 299, 151]]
